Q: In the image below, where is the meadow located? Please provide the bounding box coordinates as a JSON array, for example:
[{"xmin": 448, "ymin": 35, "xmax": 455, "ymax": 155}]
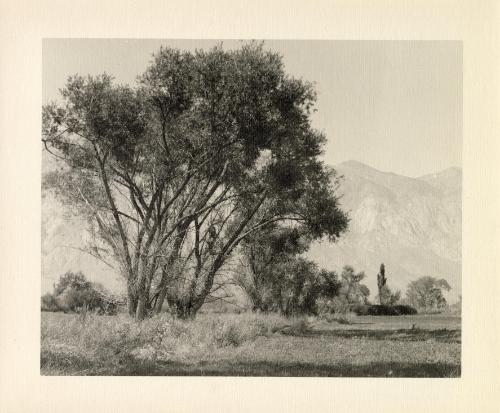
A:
[{"xmin": 41, "ymin": 311, "xmax": 461, "ymax": 377}]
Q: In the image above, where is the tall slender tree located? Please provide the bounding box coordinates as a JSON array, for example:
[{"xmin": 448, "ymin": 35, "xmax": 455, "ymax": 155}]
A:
[{"xmin": 377, "ymin": 263, "xmax": 387, "ymax": 304}]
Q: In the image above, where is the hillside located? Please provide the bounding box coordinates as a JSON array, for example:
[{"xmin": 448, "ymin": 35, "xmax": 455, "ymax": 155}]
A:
[{"xmin": 308, "ymin": 161, "xmax": 462, "ymax": 302}]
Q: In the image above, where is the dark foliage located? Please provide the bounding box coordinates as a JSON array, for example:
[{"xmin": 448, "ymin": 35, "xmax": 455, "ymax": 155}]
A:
[
  {"xmin": 41, "ymin": 293, "xmax": 60, "ymax": 312},
  {"xmin": 353, "ymin": 304, "xmax": 418, "ymax": 316},
  {"xmin": 42, "ymin": 271, "xmax": 119, "ymax": 315},
  {"xmin": 237, "ymin": 224, "xmax": 342, "ymax": 316}
]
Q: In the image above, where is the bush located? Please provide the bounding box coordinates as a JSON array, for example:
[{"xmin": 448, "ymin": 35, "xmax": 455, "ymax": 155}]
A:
[
  {"xmin": 41, "ymin": 293, "xmax": 60, "ymax": 312},
  {"xmin": 393, "ymin": 305, "xmax": 418, "ymax": 315},
  {"xmin": 57, "ymin": 286, "xmax": 102, "ymax": 313},
  {"xmin": 353, "ymin": 304, "xmax": 417, "ymax": 316},
  {"xmin": 42, "ymin": 271, "xmax": 121, "ymax": 315},
  {"xmin": 317, "ymin": 296, "xmax": 350, "ymax": 316}
]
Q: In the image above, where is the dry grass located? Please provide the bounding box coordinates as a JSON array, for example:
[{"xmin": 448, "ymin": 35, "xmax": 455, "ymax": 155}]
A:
[
  {"xmin": 41, "ymin": 311, "xmax": 307, "ymax": 374},
  {"xmin": 41, "ymin": 312, "xmax": 460, "ymax": 377}
]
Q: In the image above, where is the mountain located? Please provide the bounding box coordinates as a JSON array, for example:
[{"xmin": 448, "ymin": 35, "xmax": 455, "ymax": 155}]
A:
[{"xmin": 308, "ymin": 160, "xmax": 462, "ymax": 302}]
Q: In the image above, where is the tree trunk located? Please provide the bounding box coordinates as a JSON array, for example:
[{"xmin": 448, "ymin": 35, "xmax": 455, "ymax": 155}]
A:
[
  {"xmin": 174, "ymin": 299, "xmax": 198, "ymax": 319},
  {"xmin": 154, "ymin": 285, "xmax": 168, "ymax": 314},
  {"xmin": 135, "ymin": 294, "xmax": 147, "ymax": 320},
  {"xmin": 127, "ymin": 268, "xmax": 153, "ymax": 320},
  {"xmin": 127, "ymin": 292, "xmax": 138, "ymax": 316},
  {"xmin": 153, "ymin": 230, "xmax": 187, "ymax": 313}
]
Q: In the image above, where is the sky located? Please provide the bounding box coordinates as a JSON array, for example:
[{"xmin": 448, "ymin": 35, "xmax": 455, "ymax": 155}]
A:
[{"xmin": 43, "ymin": 39, "xmax": 462, "ymax": 177}]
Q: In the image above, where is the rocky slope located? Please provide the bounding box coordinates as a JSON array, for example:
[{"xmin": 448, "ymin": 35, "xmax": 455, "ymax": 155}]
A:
[{"xmin": 308, "ymin": 161, "xmax": 462, "ymax": 302}]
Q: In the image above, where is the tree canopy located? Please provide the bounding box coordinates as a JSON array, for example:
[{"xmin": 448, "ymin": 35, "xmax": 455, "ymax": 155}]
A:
[{"xmin": 405, "ymin": 276, "xmax": 451, "ymax": 312}]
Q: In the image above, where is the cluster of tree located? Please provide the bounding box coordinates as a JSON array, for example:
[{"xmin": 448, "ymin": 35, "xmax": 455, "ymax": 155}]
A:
[
  {"xmin": 405, "ymin": 276, "xmax": 452, "ymax": 313},
  {"xmin": 41, "ymin": 272, "xmax": 122, "ymax": 315},
  {"xmin": 372, "ymin": 265, "xmax": 453, "ymax": 314},
  {"xmin": 316, "ymin": 266, "xmax": 371, "ymax": 315},
  {"xmin": 236, "ymin": 231, "xmax": 455, "ymax": 317},
  {"xmin": 235, "ymin": 225, "xmax": 342, "ymax": 316},
  {"xmin": 42, "ymin": 42, "xmax": 349, "ymax": 319},
  {"xmin": 235, "ymin": 223, "xmax": 375, "ymax": 316}
]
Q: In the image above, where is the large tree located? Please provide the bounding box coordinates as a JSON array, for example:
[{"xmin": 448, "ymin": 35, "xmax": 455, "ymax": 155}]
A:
[{"xmin": 42, "ymin": 43, "xmax": 348, "ymax": 319}]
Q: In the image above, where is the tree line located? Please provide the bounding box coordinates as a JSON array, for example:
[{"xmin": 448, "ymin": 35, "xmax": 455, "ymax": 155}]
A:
[
  {"xmin": 42, "ymin": 265, "xmax": 453, "ymax": 316},
  {"xmin": 235, "ymin": 227, "xmax": 452, "ymax": 315}
]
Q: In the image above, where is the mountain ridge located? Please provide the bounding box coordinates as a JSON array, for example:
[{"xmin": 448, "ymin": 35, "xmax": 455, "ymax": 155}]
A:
[{"xmin": 308, "ymin": 160, "xmax": 461, "ymax": 302}]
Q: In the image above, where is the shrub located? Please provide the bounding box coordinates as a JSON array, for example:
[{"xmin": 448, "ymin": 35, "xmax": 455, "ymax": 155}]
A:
[
  {"xmin": 352, "ymin": 304, "xmax": 417, "ymax": 316},
  {"xmin": 393, "ymin": 305, "xmax": 418, "ymax": 315},
  {"xmin": 41, "ymin": 293, "xmax": 60, "ymax": 312},
  {"xmin": 43, "ymin": 271, "xmax": 121, "ymax": 315},
  {"xmin": 351, "ymin": 304, "xmax": 370, "ymax": 316},
  {"xmin": 57, "ymin": 286, "xmax": 102, "ymax": 313},
  {"xmin": 317, "ymin": 296, "xmax": 350, "ymax": 316}
]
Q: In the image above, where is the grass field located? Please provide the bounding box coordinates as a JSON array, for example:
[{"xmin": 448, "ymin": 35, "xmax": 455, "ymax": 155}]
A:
[{"xmin": 41, "ymin": 311, "xmax": 461, "ymax": 377}]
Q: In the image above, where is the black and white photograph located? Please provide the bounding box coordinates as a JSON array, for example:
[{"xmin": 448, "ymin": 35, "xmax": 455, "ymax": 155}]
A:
[
  {"xmin": 1, "ymin": 2, "xmax": 500, "ymax": 412},
  {"xmin": 41, "ymin": 39, "xmax": 462, "ymax": 377}
]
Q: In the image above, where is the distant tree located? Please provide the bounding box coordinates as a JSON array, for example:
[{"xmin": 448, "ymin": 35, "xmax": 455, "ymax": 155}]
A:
[
  {"xmin": 340, "ymin": 266, "xmax": 370, "ymax": 305},
  {"xmin": 405, "ymin": 276, "xmax": 451, "ymax": 312},
  {"xmin": 376, "ymin": 263, "xmax": 400, "ymax": 305},
  {"xmin": 320, "ymin": 266, "xmax": 370, "ymax": 314},
  {"xmin": 41, "ymin": 293, "xmax": 59, "ymax": 312},
  {"xmin": 376, "ymin": 263, "xmax": 387, "ymax": 304},
  {"xmin": 54, "ymin": 272, "xmax": 101, "ymax": 312},
  {"xmin": 379, "ymin": 287, "xmax": 401, "ymax": 306},
  {"xmin": 47, "ymin": 271, "xmax": 118, "ymax": 314},
  {"xmin": 53, "ymin": 271, "xmax": 91, "ymax": 296}
]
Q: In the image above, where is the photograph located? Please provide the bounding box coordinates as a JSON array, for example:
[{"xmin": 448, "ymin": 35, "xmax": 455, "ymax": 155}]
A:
[{"xmin": 40, "ymin": 39, "xmax": 462, "ymax": 377}]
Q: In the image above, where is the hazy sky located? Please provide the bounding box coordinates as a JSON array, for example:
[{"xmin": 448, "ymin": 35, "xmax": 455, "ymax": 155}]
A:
[{"xmin": 43, "ymin": 39, "xmax": 462, "ymax": 177}]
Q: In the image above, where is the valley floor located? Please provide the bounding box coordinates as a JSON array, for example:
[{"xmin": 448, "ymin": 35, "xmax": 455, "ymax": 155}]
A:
[{"xmin": 41, "ymin": 312, "xmax": 461, "ymax": 377}]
